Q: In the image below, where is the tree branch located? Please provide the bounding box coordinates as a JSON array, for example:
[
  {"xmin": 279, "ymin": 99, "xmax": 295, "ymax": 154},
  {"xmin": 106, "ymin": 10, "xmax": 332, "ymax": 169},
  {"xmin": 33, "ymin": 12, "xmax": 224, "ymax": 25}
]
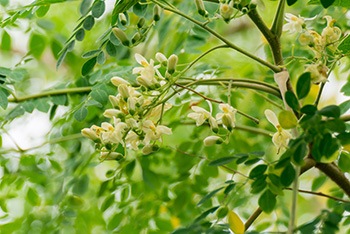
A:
[
  {"xmin": 315, "ymin": 162, "xmax": 350, "ymax": 198},
  {"xmin": 284, "ymin": 187, "xmax": 350, "ymax": 203},
  {"xmin": 8, "ymin": 87, "xmax": 92, "ymax": 103}
]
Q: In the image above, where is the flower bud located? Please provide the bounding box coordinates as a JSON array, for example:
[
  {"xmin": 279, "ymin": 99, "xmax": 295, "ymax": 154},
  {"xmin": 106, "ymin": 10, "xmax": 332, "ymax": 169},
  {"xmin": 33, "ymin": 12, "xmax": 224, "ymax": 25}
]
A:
[
  {"xmin": 127, "ymin": 97, "xmax": 137, "ymax": 115},
  {"xmin": 131, "ymin": 32, "xmax": 141, "ymax": 44},
  {"xmin": 203, "ymin": 136, "xmax": 223, "ymax": 146},
  {"xmin": 156, "ymin": 52, "xmax": 168, "ymax": 66},
  {"xmin": 195, "ymin": 0, "xmax": 208, "ymax": 17},
  {"xmin": 118, "ymin": 84, "xmax": 130, "ymax": 99},
  {"xmin": 153, "ymin": 5, "xmax": 161, "ymax": 21},
  {"xmin": 100, "ymin": 151, "xmax": 124, "ymax": 161},
  {"xmin": 167, "ymin": 54, "xmax": 178, "ymax": 74},
  {"xmin": 109, "ymin": 95, "xmax": 119, "ymax": 107},
  {"xmin": 112, "ymin": 28, "xmax": 130, "ymax": 46},
  {"xmin": 111, "ymin": 76, "xmax": 130, "ymax": 86},
  {"xmin": 118, "ymin": 13, "xmax": 127, "ymax": 26},
  {"xmin": 142, "ymin": 144, "xmax": 159, "ymax": 155},
  {"xmin": 137, "ymin": 17, "xmax": 145, "ymax": 28},
  {"xmin": 81, "ymin": 128, "xmax": 99, "ymax": 141},
  {"xmin": 103, "ymin": 109, "xmax": 124, "ymax": 119},
  {"xmin": 222, "ymin": 114, "xmax": 234, "ymax": 131}
]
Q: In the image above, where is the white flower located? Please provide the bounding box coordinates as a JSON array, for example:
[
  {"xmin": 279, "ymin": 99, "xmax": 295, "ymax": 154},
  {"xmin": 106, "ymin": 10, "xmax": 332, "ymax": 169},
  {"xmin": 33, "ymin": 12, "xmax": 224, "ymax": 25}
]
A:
[
  {"xmin": 147, "ymin": 103, "xmax": 172, "ymax": 121},
  {"xmin": 216, "ymin": 103, "xmax": 236, "ymax": 131},
  {"xmin": 142, "ymin": 120, "xmax": 172, "ymax": 144},
  {"xmin": 203, "ymin": 136, "xmax": 223, "ymax": 146},
  {"xmin": 265, "ymin": 109, "xmax": 293, "ymax": 153},
  {"xmin": 125, "ymin": 131, "xmax": 140, "ymax": 150},
  {"xmin": 100, "ymin": 118, "xmax": 128, "ymax": 144},
  {"xmin": 283, "ymin": 13, "xmax": 305, "ymax": 33},
  {"xmin": 132, "ymin": 53, "xmax": 160, "ymax": 89},
  {"xmin": 220, "ymin": 2, "xmax": 234, "ymax": 22},
  {"xmin": 187, "ymin": 106, "xmax": 212, "ymax": 126}
]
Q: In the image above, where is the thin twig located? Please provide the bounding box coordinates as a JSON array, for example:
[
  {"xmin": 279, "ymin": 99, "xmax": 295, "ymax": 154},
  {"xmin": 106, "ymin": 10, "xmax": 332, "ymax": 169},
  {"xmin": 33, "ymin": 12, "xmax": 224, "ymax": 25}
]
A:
[{"xmin": 284, "ymin": 188, "xmax": 350, "ymax": 203}]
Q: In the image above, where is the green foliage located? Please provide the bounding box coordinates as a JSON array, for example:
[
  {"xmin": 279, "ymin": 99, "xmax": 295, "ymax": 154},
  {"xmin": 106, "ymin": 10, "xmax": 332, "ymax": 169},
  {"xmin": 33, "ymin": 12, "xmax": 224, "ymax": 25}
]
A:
[{"xmin": 0, "ymin": 0, "xmax": 350, "ymax": 233}]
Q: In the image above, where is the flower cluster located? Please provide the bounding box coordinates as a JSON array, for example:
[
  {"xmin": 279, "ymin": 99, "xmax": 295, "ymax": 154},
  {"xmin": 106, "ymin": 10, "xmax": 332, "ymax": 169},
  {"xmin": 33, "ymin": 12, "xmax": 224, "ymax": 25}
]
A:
[
  {"xmin": 82, "ymin": 53, "xmax": 178, "ymax": 159},
  {"xmin": 283, "ymin": 14, "xmax": 342, "ymax": 83},
  {"xmin": 187, "ymin": 103, "xmax": 237, "ymax": 146}
]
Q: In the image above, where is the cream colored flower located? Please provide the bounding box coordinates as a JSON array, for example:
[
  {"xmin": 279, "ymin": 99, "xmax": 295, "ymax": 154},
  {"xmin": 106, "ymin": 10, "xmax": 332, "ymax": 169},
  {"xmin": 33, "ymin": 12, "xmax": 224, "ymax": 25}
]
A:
[
  {"xmin": 100, "ymin": 118, "xmax": 128, "ymax": 144},
  {"xmin": 220, "ymin": 2, "xmax": 234, "ymax": 22},
  {"xmin": 216, "ymin": 103, "xmax": 236, "ymax": 131},
  {"xmin": 142, "ymin": 120, "xmax": 172, "ymax": 144},
  {"xmin": 305, "ymin": 63, "xmax": 328, "ymax": 84},
  {"xmin": 187, "ymin": 106, "xmax": 212, "ymax": 126},
  {"xmin": 283, "ymin": 13, "xmax": 305, "ymax": 33},
  {"xmin": 321, "ymin": 16, "xmax": 341, "ymax": 45},
  {"xmin": 132, "ymin": 53, "xmax": 160, "ymax": 89},
  {"xmin": 265, "ymin": 109, "xmax": 292, "ymax": 153},
  {"xmin": 125, "ymin": 130, "xmax": 140, "ymax": 150}
]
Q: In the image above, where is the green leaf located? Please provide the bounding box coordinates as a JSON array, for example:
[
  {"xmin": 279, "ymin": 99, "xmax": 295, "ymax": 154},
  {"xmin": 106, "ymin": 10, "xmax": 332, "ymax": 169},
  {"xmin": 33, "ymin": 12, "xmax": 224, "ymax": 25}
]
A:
[
  {"xmin": 74, "ymin": 106, "xmax": 88, "ymax": 121},
  {"xmin": 285, "ymin": 91, "xmax": 300, "ymax": 111},
  {"xmin": 90, "ymin": 89, "xmax": 108, "ymax": 105},
  {"xmin": 1, "ymin": 30, "xmax": 11, "ymax": 51},
  {"xmin": 311, "ymin": 175, "xmax": 327, "ymax": 191},
  {"xmin": 92, "ymin": 0, "xmax": 105, "ymax": 18},
  {"xmin": 97, "ymin": 51, "xmax": 106, "ymax": 64},
  {"xmin": 320, "ymin": 0, "xmax": 335, "ymax": 8},
  {"xmin": 209, "ymin": 156, "xmax": 235, "ymax": 166},
  {"xmin": 318, "ymin": 105, "xmax": 340, "ymax": 118},
  {"xmin": 56, "ymin": 47, "xmax": 68, "ymax": 69},
  {"xmin": 339, "ymin": 100, "xmax": 350, "ymax": 114},
  {"xmin": 6, "ymin": 105, "xmax": 25, "ymax": 120},
  {"xmin": 72, "ymin": 175, "xmax": 89, "ymax": 195},
  {"xmin": 27, "ymin": 187, "xmax": 40, "ymax": 206},
  {"xmin": 341, "ymin": 81, "xmax": 350, "ymax": 96},
  {"xmin": 293, "ymin": 141, "xmax": 308, "ymax": 165},
  {"xmin": 325, "ymin": 119, "xmax": 346, "ymax": 133},
  {"xmin": 83, "ymin": 15, "xmax": 95, "ymax": 30},
  {"xmin": 338, "ymin": 151, "xmax": 350, "ymax": 172},
  {"xmin": 36, "ymin": 5, "xmax": 50, "ymax": 17},
  {"xmin": 280, "ymin": 163, "xmax": 295, "ymax": 186},
  {"xmin": 197, "ymin": 187, "xmax": 224, "ymax": 206},
  {"xmin": 81, "ymin": 57, "xmax": 97, "ymax": 76},
  {"xmin": 249, "ymin": 164, "xmax": 267, "ymax": 179},
  {"xmin": 51, "ymin": 95, "xmax": 67, "ymax": 106},
  {"xmin": 194, "ymin": 206, "xmax": 220, "ymax": 223},
  {"xmin": 296, "ymin": 72, "xmax": 311, "ymax": 99},
  {"xmin": 101, "ymin": 194, "xmax": 115, "ymax": 212},
  {"xmin": 106, "ymin": 41, "xmax": 117, "ymax": 57},
  {"xmin": 338, "ymin": 35, "xmax": 350, "ymax": 55},
  {"xmin": 75, "ymin": 28, "xmax": 85, "ymax": 41},
  {"xmin": 29, "ymin": 33, "xmax": 46, "ymax": 58},
  {"xmin": 34, "ymin": 98, "xmax": 51, "ymax": 113},
  {"xmin": 133, "ymin": 2, "xmax": 148, "ymax": 16},
  {"xmin": 287, "ymin": 0, "xmax": 298, "ymax": 6},
  {"xmin": 82, "ymin": 49, "xmax": 100, "ymax": 58},
  {"xmin": 0, "ymin": 88, "xmax": 8, "ymax": 109},
  {"xmin": 278, "ymin": 110, "xmax": 298, "ymax": 129},
  {"xmin": 108, "ymin": 213, "xmax": 123, "ymax": 230},
  {"xmin": 258, "ymin": 189, "xmax": 276, "ymax": 213},
  {"xmin": 80, "ymin": 0, "xmax": 93, "ymax": 15},
  {"xmin": 251, "ymin": 175, "xmax": 267, "ymax": 194}
]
